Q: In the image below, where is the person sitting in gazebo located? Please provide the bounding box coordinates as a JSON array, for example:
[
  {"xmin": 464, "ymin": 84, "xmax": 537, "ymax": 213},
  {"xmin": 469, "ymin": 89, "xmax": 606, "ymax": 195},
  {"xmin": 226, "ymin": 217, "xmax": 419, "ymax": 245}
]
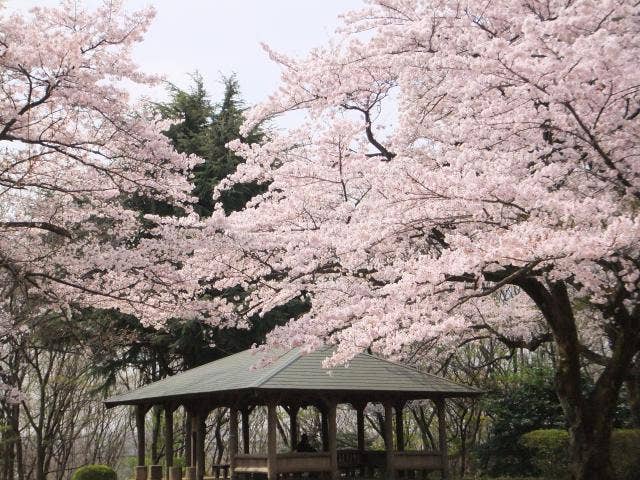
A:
[{"xmin": 297, "ymin": 433, "xmax": 316, "ymax": 452}]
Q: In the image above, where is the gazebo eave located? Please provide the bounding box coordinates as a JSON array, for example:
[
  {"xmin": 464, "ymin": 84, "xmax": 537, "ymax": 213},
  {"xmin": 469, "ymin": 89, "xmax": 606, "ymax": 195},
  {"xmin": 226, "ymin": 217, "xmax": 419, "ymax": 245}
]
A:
[{"xmin": 104, "ymin": 385, "xmax": 482, "ymax": 409}]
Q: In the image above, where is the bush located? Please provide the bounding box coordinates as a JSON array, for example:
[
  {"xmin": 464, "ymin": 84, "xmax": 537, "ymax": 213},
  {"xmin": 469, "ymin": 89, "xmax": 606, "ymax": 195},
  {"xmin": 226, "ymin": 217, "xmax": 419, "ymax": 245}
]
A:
[
  {"xmin": 520, "ymin": 429, "xmax": 570, "ymax": 479},
  {"xmin": 610, "ymin": 430, "xmax": 640, "ymax": 480},
  {"xmin": 521, "ymin": 429, "xmax": 640, "ymax": 480},
  {"xmin": 71, "ymin": 465, "xmax": 117, "ymax": 480},
  {"xmin": 475, "ymin": 367, "xmax": 565, "ymax": 477}
]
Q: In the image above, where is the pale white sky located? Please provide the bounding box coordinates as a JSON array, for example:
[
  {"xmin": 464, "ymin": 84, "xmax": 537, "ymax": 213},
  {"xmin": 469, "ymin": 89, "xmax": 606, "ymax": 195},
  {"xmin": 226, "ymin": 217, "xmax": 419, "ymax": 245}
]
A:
[{"xmin": 7, "ymin": 0, "xmax": 363, "ymax": 106}]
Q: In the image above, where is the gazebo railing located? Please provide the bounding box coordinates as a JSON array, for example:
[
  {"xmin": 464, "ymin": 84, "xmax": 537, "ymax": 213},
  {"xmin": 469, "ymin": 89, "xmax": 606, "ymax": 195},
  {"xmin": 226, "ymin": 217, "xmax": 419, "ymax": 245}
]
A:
[
  {"xmin": 394, "ymin": 451, "xmax": 442, "ymax": 470},
  {"xmin": 135, "ymin": 449, "xmax": 444, "ymax": 480},
  {"xmin": 234, "ymin": 454, "xmax": 268, "ymax": 473},
  {"xmin": 276, "ymin": 452, "xmax": 331, "ymax": 473},
  {"xmin": 234, "ymin": 452, "xmax": 332, "ymax": 475},
  {"xmin": 233, "ymin": 449, "xmax": 442, "ymax": 475}
]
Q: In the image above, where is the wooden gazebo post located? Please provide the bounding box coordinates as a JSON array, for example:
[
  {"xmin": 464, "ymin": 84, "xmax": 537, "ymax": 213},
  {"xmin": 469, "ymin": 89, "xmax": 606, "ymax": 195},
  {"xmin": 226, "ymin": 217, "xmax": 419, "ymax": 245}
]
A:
[
  {"xmin": 229, "ymin": 407, "xmax": 239, "ymax": 480},
  {"xmin": 327, "ymin": 400, "xmax": 338, "ymax": 480},
  {"xmin": 196, "ymin": 412, "xmax": 206, "ymax": 480},
  {"xmin": 185, "ymin": 410, "xmax": 192, "ymax": 469},
  {"xmin": 395, "ymin": 402, "xmax": 405, "ymax": 451},
  {"xmin": 288, "ymin": 405, "xmax": 299, "ymax": 451},
  {"xmin": 383, "ymin": 402, "xmax": 395, "ymax": 480},
  {"xmin": 164, "ymin": 404, "xmax": 176, "ymax": 480},
  {"xmin": 435, "ymin": 398, "xmax": 449, "ymax": 480},
  {"xmin": 186, "ymin": 408, "xmax": 206, "ymax": 480},
  {"xmin": 320, "ymin": 406, "xmax": 329, "ymax": 451},
  {"xmin": 241, "ymin": 407, "xmax": 251, "ymax": 454},
  {"xmin": 267, "ymin": 401, "xmax": 278, "ymax": 480},
  {"xmin": 355, "ymin": 403, "xmax": 366, "ymax": 451},
  {"xmin": 135, "ymin": 404, "xmax": 149, "ymax": 480},
  {"xmin": 183, "ymin": 412, "xmax": 196, "ymax": 480},
  {"xmin": 354, "ymin": 401, "xmax": 367, "ymax": 476}
]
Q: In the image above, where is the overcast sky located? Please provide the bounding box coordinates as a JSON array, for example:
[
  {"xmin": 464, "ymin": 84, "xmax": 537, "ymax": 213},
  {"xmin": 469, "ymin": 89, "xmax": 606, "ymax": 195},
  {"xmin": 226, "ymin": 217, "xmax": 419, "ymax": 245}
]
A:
[{"xmin": 7, "ymin": 0, "xmax": 363, "ymax": 106}]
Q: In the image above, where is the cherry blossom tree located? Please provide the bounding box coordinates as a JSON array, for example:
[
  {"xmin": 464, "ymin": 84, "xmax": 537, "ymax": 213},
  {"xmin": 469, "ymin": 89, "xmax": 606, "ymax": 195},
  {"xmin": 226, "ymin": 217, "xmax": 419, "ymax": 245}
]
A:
[
  {"xmin": 215, "ymin": 1, "xmax": 640, "ymax": 478},
  {"xmin": 0, "ymin": 1, "xmax": 223, "ymax": 325}
]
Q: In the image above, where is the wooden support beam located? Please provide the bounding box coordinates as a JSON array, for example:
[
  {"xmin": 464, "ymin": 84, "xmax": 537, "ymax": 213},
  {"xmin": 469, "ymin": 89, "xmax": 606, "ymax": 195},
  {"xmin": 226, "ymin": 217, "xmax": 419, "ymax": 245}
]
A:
[
  {"xmin": 229, "ymin": 407, "xmax": 238, "ymax": 480},
  {"xmin": 435, "ymin": 398, "xmax": 449, "ymax": 480},
  {"xmin": 164, "ymin": 405, "xmax": 175, "ymax": 479},
  {"xmin": 190, "ymin": 414, "xmax": 198, "ymax": 467},
  {"xmin": 289, "ymin": 405, "xmax": 299, "ymax": 451},
  {"xmin": 189, "ymin": 410, "xmax": 206, "ymax": 480},
  {"xmin": 395, "ymin": 403, "xmax": 405, "ymax": 451},
  {"xmin": 320, "ymin": 406, "xmax": 329, "ymax": 452},
  {"xmin": 327, "ymin": 401, "xmax": 338, "ymax": 480},
  {"xmin": 356, "ymin": 404, "xmax": 366, "ymax": 452},
  {"xmin": 241, "ymin": 407, "xmax": 250, "ymax": 454},
  {"xmin": 267, "ymin": 402, "xmax": 278, "ymax": 480},
  {"xmin": 196, "ymin": 413, "xmax": 206, "ymax": 480},
  {"xmin": 383, "ymin": 402, "xmax": 395, "ymax": 480},
  {"xmin": 185, "ymin": 411, "xmax": 193, "ymax": 467},
  {"xmin": 135, "ymin": 404, "xmax": 147, "ymax": 467},
  {"xmin": 354, "ymin": 401, "xmax": 367, "ymax": 477}
]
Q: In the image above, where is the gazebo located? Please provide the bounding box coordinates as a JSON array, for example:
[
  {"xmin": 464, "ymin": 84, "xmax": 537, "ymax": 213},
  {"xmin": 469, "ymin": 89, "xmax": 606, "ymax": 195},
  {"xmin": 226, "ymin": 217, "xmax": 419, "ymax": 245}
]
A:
[{"xmin": 105, "ymin": 347, "xmax": 480, "ymax": 480}]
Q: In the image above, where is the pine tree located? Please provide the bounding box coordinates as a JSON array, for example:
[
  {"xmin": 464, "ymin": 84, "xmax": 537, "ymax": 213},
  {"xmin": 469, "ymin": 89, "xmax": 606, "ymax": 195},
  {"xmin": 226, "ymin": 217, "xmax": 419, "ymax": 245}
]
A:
[{"xmin": 156, "ymin": 73, "xmax": 265, "ymax": 216}]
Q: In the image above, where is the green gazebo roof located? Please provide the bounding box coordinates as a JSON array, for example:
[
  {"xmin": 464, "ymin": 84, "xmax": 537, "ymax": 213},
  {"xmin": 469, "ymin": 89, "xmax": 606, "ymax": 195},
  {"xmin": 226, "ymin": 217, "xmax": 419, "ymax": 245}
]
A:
[{"xmin": 105, "ymin": 347, "xmax": 480, "ymax": 407}]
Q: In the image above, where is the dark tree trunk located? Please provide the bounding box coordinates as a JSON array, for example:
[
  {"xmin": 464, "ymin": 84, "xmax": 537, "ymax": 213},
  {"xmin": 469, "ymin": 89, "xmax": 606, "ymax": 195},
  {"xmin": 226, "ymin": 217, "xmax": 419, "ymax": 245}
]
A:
[{"xmin": 516, "ymin": 278, "xmax": 640, "ymax": 480}]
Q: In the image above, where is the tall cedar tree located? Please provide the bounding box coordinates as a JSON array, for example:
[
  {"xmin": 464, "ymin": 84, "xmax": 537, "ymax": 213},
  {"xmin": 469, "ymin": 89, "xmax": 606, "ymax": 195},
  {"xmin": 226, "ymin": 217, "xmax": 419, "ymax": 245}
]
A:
[
  {"xmin": 87, "ymin": 75, "xmax": 304, "ymax": 388},
  {"xmin": 157, "ymin": 74, "xmax": 266, "ymax": 216}
]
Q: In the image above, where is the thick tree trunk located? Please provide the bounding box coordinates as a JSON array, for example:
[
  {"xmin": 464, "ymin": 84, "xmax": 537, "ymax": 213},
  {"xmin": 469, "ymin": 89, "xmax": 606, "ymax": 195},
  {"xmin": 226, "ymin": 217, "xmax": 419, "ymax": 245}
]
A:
[
  {"xmin": 516, "ymin": 278, "xmax": 640, "ymax": 480},
  {"xmin": 568, "ymin": 422, "xmax": 614, "ymax": 480},
  {"xmin": 564, "ymin": 330, "xmax": 638, "ymax": 480}
]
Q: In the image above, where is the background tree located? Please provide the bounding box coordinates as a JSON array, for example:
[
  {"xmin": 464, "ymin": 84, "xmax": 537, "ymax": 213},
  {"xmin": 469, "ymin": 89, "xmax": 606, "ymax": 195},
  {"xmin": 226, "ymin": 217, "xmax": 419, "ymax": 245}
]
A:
[{"xmin": 156, "ymin": 73, "xmax": 266, "ymax": 216}]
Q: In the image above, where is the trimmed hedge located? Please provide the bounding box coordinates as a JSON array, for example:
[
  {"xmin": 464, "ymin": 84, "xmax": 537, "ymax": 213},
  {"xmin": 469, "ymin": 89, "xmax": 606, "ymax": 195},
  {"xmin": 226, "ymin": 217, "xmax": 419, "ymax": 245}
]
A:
[
  {"xmin": 521, "ymin": 429, "xmax": 640, "ymax": 480},
  {"xmin": 71, "ymin": 465, "xmax": 117, "ymax": 480}
]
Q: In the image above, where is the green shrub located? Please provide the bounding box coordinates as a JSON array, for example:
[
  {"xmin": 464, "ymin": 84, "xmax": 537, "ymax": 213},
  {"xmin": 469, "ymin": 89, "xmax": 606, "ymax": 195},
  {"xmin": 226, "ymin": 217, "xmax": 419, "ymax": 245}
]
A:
[
  {"xmin": 475, "ymin": 367, "xmax": 565, "ymax": 477},
  {"xmin": 521, "ymin": 429, "xmax": 640, "ymax": 480},
  {"xmin": 610, "ymin": 430, "xmax": 640, "ymax": 480},
  {"xmin": 520, "ymin": 429, "xmax": 570, "ymax": 479},
  {"xmin": 71, "ymin": 465, "xmax": 117, "ymax": 480}
]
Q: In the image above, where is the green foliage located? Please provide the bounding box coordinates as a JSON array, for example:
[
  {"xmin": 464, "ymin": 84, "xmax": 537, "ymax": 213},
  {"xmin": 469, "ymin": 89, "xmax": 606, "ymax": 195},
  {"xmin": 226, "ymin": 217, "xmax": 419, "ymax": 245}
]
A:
[
  {"xmin": 521, "ymin": 429, "xmax": 640, "ymax": 480},
  {"xmin": 71, "ymin": 465, "xmax": 116, "ymax": 480},
  {"xmin": 87, "ymin": 73, "xmax": 284, "ymax": 389},
  {"xmin": 86, "ymin": 295, "xmax": 309, "ymax": 387},
  {"xmin": 520, "ymin": 429, "xmax": 570, "ymax": 479},
  {"xmin": 156, "ymin": 72, "xmax": 265, "ymax": 216},
  {"xmin": 476, "ymin": 366, "xmax": 565, "ymax": 477},
  {"xmin": 611, "ymin": 430, "xmax": 640, "ymax": 480}
]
